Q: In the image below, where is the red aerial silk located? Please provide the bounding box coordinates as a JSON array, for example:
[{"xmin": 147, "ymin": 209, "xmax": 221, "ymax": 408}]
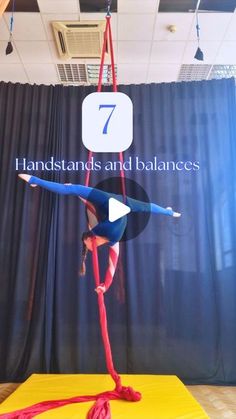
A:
[{"xmin": 0, "ymin": 14, "xmax": 141, "ymax": 419}]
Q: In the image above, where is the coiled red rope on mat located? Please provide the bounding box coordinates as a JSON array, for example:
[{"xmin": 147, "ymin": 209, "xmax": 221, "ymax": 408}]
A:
[{"xmin": 0, "ymin": 14, "xmax": 141, "ymax": 419}]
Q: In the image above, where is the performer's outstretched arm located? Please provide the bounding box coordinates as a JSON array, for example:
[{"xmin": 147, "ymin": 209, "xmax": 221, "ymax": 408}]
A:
[
  {"xmin": 126, "ymin": 196, "xmax": 181, "ymax": 217},
  {"xmin": 18, "ymin": 174, "xmax": 110, "ymax": 205}
]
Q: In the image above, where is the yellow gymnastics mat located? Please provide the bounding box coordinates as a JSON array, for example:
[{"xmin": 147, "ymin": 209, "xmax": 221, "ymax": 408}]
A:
[{"xmin": 0, "ymin": 374, "xmax": 209, "ymax": 418}]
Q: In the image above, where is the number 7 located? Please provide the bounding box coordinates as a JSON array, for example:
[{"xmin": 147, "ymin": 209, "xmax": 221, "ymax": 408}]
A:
[{"xmin": 99, "ymin": 104, "xmax": 116, "ymax": 134}]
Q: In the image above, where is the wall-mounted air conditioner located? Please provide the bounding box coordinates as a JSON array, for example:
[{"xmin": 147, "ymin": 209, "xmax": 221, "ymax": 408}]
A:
[{"xmin": 52, "ymin": 21, "xmax": 107, "ymax": 59}]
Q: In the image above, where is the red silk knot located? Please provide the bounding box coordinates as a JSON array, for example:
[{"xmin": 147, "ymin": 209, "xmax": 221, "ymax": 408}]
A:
[
  {"xmin": 87, "ymin": 388, "xmax": 141, "ymax": 419},
  {"xmin": 116, "ymin": 386, "xmax": 141, "ymax": 402}
]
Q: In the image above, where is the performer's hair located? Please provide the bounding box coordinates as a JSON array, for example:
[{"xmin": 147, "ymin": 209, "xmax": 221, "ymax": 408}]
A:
[{"xmin": 79, "ymin": 232, "xmax": 92, "ymax": 276}]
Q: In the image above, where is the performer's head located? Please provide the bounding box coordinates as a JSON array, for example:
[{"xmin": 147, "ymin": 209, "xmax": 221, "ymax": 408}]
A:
[
  {"xmin": 79, "ymin": 231, "xmax": 109, "ymax": 276},
  {"xmin": 79, "ymin": 232, "xmax": 92, "ymax": 276}
]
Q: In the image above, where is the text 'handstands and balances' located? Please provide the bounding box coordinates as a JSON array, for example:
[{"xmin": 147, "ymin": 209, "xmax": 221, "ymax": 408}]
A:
[{"xmin": 15, "ymin": 156, "xmax": 200, "ymax": 172}]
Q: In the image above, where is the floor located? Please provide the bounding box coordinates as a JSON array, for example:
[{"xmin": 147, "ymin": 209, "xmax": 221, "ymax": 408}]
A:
[
  {"xmin": 187, "ymin": 385, "xmax": 236, "ymax": 419},
  {"xmin": 0, "ymin": 382, "xmax": 236, "ymax": 418}
]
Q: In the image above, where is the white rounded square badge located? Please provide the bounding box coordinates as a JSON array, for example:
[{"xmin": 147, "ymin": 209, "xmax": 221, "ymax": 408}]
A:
[{"xmin": 82, "ymin": 92, "xmax": 133, "ymax": 153}]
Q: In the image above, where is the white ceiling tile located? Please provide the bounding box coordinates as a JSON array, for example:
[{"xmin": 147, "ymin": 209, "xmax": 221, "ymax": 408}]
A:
[
  {"xmin": 80, "ymin": 13, "xmax": 117, "ymax": 40},
  {"xmin": 215, "ymin": 41, "xmax": 236, "ymax": 64},
  {"xmin": 0, "ymin": 41, "xmax": 21, "ymax": 63},
  {"xmin": 0, "ymin": 64, "xmax": 28, "ymax": 83},
  {"xmin": 224, "ymin": 14, "xmax": 236, "ymax": 40},
  {"xmin": 147, "ymin": 64, "xmax": 180, "ymax": 82},
  {"xmin": 4, "ymin": 13, "xmax": 47, "ymax": 41},
  {"xmin": 118, "ymin": 14, "xmax": 155, "ymax": 41},
  {"xmin": 118, "ymin": 0, "xmax": 158, "ymax": 14},
  {"xmin": 0, "ymin": 15, "xmax": 10, "ymax": 40},
  {"xmin": 117, "ymin": 63, "xmax": 148, "ymax": 84},
  {"xmin": 189, "ymin": 13, "xmax": 232, "ymax": 41},
  {"xmin": 150, "ymin": 41, "xmax": 186, "ymax": 63},
  {"xmin": 118, "ymin": 41, "xmax": 151, "ymax": 63},
  {"xmin": 183, "ymin": 41, "xmax": 220, "ymax": 64},
  {"xmin": 41, "ymin": 13, "xmax": 78, "ymax": 40},
  {"xmin": 15, "ymin": 41, "xmax": 53, "ymax": 63},
  {"xmin": 25, "ymin": 63, "xmax": 59, "ymax": 84},
  {"xmin": 154, "ymin": 13, "xmax": 194, "ymax": 41},
  {"xmin": 37, "ymin": 0, "xmax": 79, "ymax": 14}
]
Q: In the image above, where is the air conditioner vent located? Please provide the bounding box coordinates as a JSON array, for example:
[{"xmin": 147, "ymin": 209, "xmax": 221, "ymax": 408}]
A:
[
  {"xmin": 209, "ymin": 65, "xmax": 236, "ymax": 80},
  {"xmin": 58, "ymin": 32, "xmax": 66, "ymax": 54},
  {"xmin": 66, "ymin": 24, "xmax": 99, "ymax": 28},
  {"xmin": 52, "ymin": 21, "xmax": 107, "ymax": 59},
  {"xmin": 87, "ymin": 64, "xmax": 117, "ymax": 85},
  {"xmin": 57, "ymin": 64, "xmax": 88, "ymax": 84},
  {"xmin": 56, "ymin": 64, "xmax": 117, "ymax": 85},
  {"xmin": 66, "ymin": 32, "xmax": 100, "ymax": 57},
  {"xmin": 178, "ymin": 64, "xmax": 236, "ymax": 82},
  {"xmin": 178, "ymin": 64, "xmax": 211, "ymax": 82}
]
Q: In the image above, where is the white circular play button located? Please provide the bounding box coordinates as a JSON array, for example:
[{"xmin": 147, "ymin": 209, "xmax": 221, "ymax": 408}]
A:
[
  {"xmin": 87, "ymin": 177, "xmax": 151, "ymax": 242},
  {"xmin": 108, "ymin": 197, "xmax": 131, "ymax": 222}
]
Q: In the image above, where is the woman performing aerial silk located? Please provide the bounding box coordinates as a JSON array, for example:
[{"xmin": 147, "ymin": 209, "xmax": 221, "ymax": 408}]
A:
[
  {"xmin": 1, "ymin": 8, "xmax": 182, "ymax": 419},
  {"xmin": 19, "ymin": 174, "xmax": 180, "ymax": 293}
]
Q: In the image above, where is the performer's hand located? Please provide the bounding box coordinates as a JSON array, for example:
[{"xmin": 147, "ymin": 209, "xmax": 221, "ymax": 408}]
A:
[
  {"xmin": 95, "ymin": 284, "xmax": 106, "ymax": 294},
  {"xmin": 18, "ymin": 174, "xmax": 37, "ymax": 187}
]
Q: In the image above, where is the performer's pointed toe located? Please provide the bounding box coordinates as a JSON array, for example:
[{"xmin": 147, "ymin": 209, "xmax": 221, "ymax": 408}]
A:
[
  {"xmin": 18, "ymin": 174, "xmax": 37, "ymax": 187},
  {"xmin": 18, "ymin": 174, "xmax": 31, "ymax": 183}
]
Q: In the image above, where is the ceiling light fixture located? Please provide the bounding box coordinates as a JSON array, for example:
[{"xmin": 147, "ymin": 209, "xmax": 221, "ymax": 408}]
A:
[
  {"xmin": 168, "ymin": 25, "xmax": 177, "ymax": 33},
  {"xmin": 194, "ymin": 0, "xmax": 204, "ymax": 61}
]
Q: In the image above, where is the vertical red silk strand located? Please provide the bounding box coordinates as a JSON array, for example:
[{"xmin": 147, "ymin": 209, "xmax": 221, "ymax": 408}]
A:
[
  {"xmin": 86, "ymin": 14, "xmax": 141, "ymax": 418},
  {"xmin": 85, "ymin": 16, "xmax": 109, "ymax": 188},
  {"xmin": 0, "ymin": 14, "xmax": 141, "ymax": 419},
  {"xmin": 86, "ymin": 15, "xmax": 126, "ymax": 390}
]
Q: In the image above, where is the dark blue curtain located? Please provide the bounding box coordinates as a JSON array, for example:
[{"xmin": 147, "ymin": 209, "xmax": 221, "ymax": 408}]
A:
[{"xmin": 0, "ymin": 78, "xmax": 236, "ymax": 384}]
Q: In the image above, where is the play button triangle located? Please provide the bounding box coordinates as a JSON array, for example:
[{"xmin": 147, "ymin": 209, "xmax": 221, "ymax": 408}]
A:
[{"xmin": 108, "ymin": 197, "xmax": 131, "ymax": 222}]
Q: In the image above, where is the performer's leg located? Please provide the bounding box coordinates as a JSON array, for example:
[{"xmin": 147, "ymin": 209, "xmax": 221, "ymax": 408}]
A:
[
  {"xmin": 18, "ymin": 174, "xmax": 110, "ymax": 205},
  {"xmin": 126, "ymin": 196, "xmax": 181, "ymax": 217},
  {"xmin": 151, "ymin": 204, "xmax": 181, "ymax": 217}
]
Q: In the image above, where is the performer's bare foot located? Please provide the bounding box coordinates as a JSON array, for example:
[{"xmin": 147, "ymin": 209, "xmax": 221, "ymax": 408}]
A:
[
  {"xmin": 18, "ymin": 174, "xmax": 37, "ymax": 187},
  {"xmin": 166, "ymin": 207, "xmax": 181, "ymax": 218}
]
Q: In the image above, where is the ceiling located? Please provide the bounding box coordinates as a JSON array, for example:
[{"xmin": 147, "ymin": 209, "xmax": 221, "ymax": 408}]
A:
[{"xmin": 1, "ymin": 0, "xmax": 236, "ymax": 85}]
